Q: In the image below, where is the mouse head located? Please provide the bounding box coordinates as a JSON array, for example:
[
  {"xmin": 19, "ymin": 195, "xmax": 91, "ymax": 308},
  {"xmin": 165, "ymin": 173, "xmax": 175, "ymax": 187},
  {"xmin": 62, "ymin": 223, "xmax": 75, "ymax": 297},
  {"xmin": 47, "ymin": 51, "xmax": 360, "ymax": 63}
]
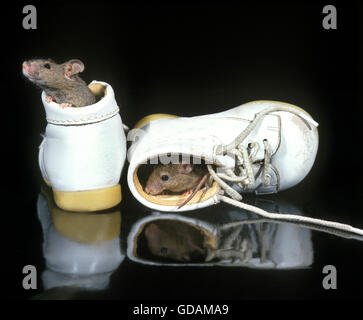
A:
[
  {"xmin": 144, "ymin": 221, "xmax": 206, "ymax": 262},
  {"xmin": 22, "ymin": 58, "xmax": 85, "ymax": 88},
  {"xmin": 145, "ymin": 163, "xmax": 194, "ymax": 195}
]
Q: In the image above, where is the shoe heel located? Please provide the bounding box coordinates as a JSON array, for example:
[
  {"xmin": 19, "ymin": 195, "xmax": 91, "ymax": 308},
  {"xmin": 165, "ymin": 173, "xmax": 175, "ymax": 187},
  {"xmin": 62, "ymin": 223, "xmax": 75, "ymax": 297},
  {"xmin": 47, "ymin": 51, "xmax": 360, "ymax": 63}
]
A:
[{"xmin": 52, "ymin": 184, "xmax": 122, "ymax": 212}]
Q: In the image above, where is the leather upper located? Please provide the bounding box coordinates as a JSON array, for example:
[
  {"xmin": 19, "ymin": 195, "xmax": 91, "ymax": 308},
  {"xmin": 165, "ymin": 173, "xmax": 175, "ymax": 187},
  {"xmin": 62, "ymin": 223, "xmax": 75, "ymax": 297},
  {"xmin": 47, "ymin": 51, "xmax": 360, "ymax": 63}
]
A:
[{"xmin": 39, "ymin": 81, "xmax": 127, "ymax": 192}]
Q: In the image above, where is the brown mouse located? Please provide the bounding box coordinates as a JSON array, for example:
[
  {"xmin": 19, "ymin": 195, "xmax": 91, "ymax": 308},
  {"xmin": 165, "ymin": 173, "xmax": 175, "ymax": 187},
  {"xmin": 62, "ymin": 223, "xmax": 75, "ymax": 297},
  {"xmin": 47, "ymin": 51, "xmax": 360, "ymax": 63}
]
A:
[
  {"xmin": 22, "ymin": 58, "xmax": 96, "ymax": 108},
  {"xmin": 145, "ymin": 163, "xmax": 210, "ymax": 208},
  {"xmin": 144, "ymin": 221, "xmax": 207, "ymax": 262}
]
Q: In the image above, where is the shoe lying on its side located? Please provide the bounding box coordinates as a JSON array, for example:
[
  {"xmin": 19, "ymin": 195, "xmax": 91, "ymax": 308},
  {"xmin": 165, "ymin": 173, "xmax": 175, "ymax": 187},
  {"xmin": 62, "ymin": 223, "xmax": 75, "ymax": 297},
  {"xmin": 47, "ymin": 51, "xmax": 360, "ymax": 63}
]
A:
[{"xmin": 127, "ymin": 100, "xmax": 319, "ymax": 212}]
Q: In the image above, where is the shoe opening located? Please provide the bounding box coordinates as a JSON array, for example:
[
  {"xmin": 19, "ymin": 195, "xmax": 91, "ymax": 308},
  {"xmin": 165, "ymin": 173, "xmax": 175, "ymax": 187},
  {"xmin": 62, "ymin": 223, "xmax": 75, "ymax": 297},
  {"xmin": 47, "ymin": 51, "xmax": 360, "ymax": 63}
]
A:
[
  {"xmin": 133, "ymin": 155, "xmax": 220, "ymax": 207},
  {"xmin": 132, "ymin": 218, "xmax": 217, "ymax": 264},
  {"xmin": 88, "ymin": 82, "xmax": 107, "ymax": 103}
]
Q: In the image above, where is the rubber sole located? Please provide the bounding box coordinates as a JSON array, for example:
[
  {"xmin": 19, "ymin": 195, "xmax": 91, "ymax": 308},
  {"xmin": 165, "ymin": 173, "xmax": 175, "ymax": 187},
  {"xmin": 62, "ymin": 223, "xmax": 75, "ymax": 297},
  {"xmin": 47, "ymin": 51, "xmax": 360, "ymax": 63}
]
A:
[
  {"xmin": 133, "ymin": 113, "xmax": 179, "ymax": 129},
  {"xmin": 52, "ymin": 184, "xmax": 122, "ymax": 212}
]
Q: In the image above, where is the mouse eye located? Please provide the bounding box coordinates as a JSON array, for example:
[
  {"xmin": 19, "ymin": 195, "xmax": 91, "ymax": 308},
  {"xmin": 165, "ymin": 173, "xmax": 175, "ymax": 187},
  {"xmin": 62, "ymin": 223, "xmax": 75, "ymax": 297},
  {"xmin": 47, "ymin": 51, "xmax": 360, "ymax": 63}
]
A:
[
  {"xmin": 161, "ymin": 175, "xmax": 169, "ymax": 182},
  {"xmin": 43, "ymin": 63, "xmax": 51, "ymax": 69}
]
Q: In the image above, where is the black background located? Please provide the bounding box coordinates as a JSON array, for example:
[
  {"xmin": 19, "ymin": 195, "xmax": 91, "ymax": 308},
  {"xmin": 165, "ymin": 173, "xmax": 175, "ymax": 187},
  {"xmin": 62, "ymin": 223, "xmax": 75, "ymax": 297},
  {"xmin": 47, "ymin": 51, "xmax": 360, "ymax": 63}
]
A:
[{"xmin": 4, "ymin": 0, "xmax": 362, "ymax": 302}]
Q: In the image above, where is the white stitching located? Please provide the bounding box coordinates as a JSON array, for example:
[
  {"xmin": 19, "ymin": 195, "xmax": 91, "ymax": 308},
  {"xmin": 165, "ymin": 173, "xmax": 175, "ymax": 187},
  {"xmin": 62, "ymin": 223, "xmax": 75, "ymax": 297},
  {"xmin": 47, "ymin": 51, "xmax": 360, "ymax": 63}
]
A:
[{"xmin": 46, "ymin": 108, "xmax": 119, "ymax": 125}]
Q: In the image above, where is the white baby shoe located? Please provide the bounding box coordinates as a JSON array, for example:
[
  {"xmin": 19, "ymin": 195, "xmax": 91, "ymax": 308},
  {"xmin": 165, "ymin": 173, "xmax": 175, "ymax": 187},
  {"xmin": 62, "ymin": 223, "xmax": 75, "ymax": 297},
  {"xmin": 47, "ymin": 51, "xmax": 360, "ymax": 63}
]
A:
[
  {"xmin": 127, "ymin": 101, "xmax": 319, "ymax": 212},
  {"xmin": 39, "ymin": 81, "xmax": 127, "ymax": 212}
]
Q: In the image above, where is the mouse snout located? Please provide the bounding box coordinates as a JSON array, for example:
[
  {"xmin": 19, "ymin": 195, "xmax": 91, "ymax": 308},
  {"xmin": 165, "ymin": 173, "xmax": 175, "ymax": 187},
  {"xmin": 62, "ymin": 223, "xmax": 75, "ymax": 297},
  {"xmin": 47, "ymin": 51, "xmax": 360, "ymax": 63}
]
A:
[
  {"xmin": 145, "ymin": 185, "xmax": 153, "ymax": 194},
  {"xmin": 22, "ymin": 61, "xmax": 38, "ymax": 78},
  {"xmin": 145, "ymin": 184, "xmax": 161, "ymax": 195},
  {"xmin": 22, "ymin": 61, "xmax": 30, "ymax": 73}
]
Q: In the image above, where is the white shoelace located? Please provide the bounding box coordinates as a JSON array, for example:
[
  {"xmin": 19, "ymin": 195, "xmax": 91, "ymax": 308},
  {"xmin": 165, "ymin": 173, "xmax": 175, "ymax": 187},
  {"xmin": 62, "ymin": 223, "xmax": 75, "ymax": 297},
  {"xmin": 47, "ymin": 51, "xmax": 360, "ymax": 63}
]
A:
[{"xmin": 208, "ymin": 106, "xmax": 363, "ymax": 238}]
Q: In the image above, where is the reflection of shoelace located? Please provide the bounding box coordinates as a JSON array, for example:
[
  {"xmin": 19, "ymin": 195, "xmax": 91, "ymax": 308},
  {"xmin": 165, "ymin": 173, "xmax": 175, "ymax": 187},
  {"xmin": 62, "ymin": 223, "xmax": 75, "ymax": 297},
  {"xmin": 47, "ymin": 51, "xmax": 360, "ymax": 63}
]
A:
[
  {"xmin": 205, "ymin": 220, "xmax": 277, "ymax": 265},
  {"xmin": 206, "ymin": 223, "xmax": 253, "ymax": 263},
  {"xmin": 208, "ymin": 106, "xmax": 363, "ymax": 237}
]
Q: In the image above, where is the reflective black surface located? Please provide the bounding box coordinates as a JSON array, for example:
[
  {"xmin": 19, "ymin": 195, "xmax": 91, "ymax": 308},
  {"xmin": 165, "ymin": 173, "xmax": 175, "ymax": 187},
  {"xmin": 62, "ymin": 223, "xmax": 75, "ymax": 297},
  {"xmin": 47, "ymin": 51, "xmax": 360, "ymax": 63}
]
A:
[
  {"xmin": 5, "ymin": 1, "xmax": 363, "ymax": 301},
  {"xmin": 7, "ymin": 181, "xmax": 362, "ymax": 300}
]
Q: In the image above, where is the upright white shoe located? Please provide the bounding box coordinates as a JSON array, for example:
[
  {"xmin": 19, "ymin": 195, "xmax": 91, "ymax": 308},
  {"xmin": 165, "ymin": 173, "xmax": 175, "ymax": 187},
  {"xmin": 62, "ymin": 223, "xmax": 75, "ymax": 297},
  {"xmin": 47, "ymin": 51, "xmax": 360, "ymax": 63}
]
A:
[
  {"xmin": 39, "ymin": 81, "xmax": 126, "ymax": 212},
  {"xmin": 127, "ymin": 101, "xmax": 319, "ymax": 212}
]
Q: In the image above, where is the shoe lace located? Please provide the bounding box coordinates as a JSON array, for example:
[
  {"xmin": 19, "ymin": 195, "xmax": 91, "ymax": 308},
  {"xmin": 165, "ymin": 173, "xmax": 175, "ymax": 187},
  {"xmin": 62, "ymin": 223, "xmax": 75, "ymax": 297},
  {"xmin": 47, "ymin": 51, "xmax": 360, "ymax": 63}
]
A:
[
  {"xmin": 207, "ymin": 106, "xmax": 363, "ymax": 238},
  {"xmin": 210, "ymin": 138, "xmax": 275, "ymax": 199}
]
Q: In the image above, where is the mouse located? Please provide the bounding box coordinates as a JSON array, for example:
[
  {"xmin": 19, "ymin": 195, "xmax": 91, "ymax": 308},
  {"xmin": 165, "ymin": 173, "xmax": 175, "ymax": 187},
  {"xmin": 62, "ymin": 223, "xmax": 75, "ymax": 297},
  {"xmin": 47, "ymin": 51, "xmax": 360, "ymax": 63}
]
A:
[
  {"xmin": 144, "ymin": 221, "xmax": 207, "ymax": 262},
  {"xmin": 144, "ymin": 163, "xmax": 210, "ymax": 208},
  {"xmin": 22, "ymin": 58, "xmax": 96, "ymax": 108}
]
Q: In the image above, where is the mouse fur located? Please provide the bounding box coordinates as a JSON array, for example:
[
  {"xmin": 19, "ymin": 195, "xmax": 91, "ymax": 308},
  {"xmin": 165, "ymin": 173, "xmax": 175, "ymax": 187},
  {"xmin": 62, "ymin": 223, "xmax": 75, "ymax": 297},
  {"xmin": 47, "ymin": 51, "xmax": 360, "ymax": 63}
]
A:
[
  {"xmin": 145, "ymin": 163, "xmax": 206, "ymax": 195},
  {"xmin": 22, "ymin": 58, "xmax": 96, "ymax": 107}
]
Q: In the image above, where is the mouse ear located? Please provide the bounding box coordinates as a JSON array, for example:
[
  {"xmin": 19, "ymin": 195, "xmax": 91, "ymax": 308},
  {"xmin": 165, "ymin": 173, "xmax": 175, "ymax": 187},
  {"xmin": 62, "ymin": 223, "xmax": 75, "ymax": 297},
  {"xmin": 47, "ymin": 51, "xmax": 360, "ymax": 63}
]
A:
[
  {"xmin": 64, "ymin": 59, "xmax": 85, "ymax": 79},
  {"xmin": 176, "ymin": 163, "xmax": 193, "ymax": 174},
  {"xmin": 145, "ymin": 223, "xmax": 160, "ymax": 239}
]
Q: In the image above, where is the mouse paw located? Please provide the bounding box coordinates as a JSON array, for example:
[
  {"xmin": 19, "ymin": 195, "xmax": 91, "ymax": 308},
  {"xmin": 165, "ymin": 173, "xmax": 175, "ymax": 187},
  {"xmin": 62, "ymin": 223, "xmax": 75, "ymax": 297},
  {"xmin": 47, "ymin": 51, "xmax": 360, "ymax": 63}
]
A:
[
  {"xmin": 182, "ymin": 189, "xmax": 193, "ymax": 197},
  {"xmin": 60, "ymin": 103, "xmax": 72, "ymax": 108},
  {"xmin": 45, "ymin": 95, "xmax": 54, "ymax": 103}
]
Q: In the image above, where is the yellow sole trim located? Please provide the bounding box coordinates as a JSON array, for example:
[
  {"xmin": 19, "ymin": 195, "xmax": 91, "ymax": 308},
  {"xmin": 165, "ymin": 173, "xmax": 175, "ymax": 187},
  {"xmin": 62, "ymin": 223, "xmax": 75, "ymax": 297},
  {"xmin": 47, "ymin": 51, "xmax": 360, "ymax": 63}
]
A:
[
  {"xmin": 133, "ymin": 113, "xmax": 180, "ymax": 129},
  {"xmin": 53, "ymin": 184, "xmax": 122, "ymax": 212}
]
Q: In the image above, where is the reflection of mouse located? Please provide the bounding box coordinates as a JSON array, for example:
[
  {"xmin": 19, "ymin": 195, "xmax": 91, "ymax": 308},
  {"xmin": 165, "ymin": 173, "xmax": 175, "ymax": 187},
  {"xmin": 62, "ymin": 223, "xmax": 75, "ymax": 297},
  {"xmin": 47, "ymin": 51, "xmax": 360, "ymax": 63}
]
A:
[
  {"xmin": 144, "ymin": 221, "xmax": 206, "ymax": 262},
  {"xmin": 145, "ymin": 163, "xmax": 206, "ymax": 196},
  {"xmin": 22, "ymin": 58, "xmax": 96, "ymax": 108}
]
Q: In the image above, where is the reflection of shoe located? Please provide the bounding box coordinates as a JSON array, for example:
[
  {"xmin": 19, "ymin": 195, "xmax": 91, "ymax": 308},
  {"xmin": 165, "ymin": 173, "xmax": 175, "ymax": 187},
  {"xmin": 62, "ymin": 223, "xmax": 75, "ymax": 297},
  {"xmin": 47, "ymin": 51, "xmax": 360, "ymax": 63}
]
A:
[
  {"xmin": 39, "ymin": 81, "xmax": 126, "ymax": 212},
  {"xmin": 127, "ymin": 101, "xmax": 318, "ymax": 212},
  {"xmin": 126, "ymin": 199, "xmax": 313, "ymax": 269},
  {"xmin": 127, "ymin": 213, "xmax": 217, "ymax": 266},
  {"xmin": 37, "ymin": 187, "xmax": 124, "ymax": 290},
  {"xmin": 247, "ymin": 198, "xmax": 313, "ymax": 268}
]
